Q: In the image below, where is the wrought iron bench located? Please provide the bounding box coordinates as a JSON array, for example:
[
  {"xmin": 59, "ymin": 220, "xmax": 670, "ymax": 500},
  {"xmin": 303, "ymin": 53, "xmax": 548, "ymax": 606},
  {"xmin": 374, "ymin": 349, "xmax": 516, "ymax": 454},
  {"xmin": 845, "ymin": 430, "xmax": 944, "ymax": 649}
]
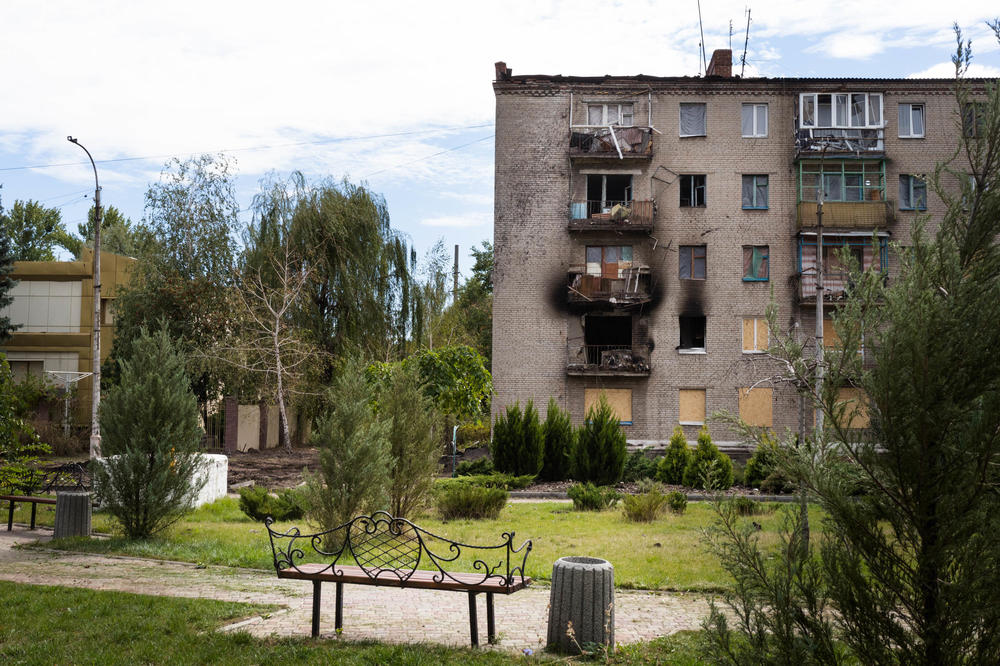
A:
[{"xmin": 265, "ymin": 511, "xmax": 532, "ymax": 646}]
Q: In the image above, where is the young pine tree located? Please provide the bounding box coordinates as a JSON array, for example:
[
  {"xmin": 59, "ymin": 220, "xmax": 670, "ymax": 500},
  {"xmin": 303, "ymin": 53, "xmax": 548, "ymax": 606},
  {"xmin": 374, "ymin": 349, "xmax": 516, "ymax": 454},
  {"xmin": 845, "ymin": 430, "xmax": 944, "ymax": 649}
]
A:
[
  {"xmin": 95, "ymin": 326, "xmax": 205, "ymax": 539},
  {"xmin": 491, "ymin": 400, "xmax": 543, "ymax": 476},
  {"xmin": 656, "ymin": 426, "xmax": 692, "ymax": 485},
  {"xmin": 682, "ymin": 426, "xmax": 733, "ymax": 490},
  {"xmin": 571, "ymin": 396, "xmax": 626, "ymax": 486},
  {"xmin": 540, "ymin": 398, "xmax": 573, "ymax": 481}
]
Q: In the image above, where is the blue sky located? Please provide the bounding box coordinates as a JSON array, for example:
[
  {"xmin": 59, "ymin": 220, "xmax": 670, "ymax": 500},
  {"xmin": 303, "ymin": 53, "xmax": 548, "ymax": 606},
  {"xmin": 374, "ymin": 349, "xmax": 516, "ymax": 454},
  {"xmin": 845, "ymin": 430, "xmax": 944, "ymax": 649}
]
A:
[{"xmin": 2, "ymin": 1, "xmax": 998, "ymax": 276}]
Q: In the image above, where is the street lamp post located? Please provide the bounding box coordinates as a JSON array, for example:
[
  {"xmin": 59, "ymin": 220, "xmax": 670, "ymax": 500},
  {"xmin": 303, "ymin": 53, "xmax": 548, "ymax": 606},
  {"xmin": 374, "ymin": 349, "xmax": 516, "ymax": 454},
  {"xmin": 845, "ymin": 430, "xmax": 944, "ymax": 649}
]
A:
[{"xmin": 67, "ymin": 136, "xmax": 102, "ymax": 459}]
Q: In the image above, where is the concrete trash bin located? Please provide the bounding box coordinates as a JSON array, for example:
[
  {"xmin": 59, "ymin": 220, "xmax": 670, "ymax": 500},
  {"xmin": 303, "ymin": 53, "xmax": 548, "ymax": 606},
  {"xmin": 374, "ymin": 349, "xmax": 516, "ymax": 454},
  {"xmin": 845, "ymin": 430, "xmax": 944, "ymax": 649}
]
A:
[
  {"xmin": 546, "ymin": 556, "xmax": 614, "ymax": 654},
  {"xmin": 53, "ymin": 491, "xmax": 91, "ymax": 539}
]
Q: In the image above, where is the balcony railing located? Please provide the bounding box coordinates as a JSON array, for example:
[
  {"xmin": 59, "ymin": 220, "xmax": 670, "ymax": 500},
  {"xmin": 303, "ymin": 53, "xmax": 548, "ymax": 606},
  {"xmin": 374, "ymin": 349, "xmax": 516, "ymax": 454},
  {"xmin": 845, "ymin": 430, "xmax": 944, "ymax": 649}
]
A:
[
  {"xmin": 566, "ymin": 344, "xmax": 651, "ymax": 376},
  {"xmin": 796, "ymin": 200, "xmax": 894, "ymax": 228},
  {"xmin": 567, "ymin": 266, "xmax": 651, "ymax": 305},
  {"xmin": 568, "ymin": 200, "xmax": 654, "ymax": 230},
  {"xmin": 795, "ymin": 128, "xmax": 884, "ymax": 156},
  {"xmin": 796, "ymin": 270, "xmax": 888, "ymax": 302},
  {"xmin": 569, "ymin": 127, "xmax": 653, "ymax": 159}
]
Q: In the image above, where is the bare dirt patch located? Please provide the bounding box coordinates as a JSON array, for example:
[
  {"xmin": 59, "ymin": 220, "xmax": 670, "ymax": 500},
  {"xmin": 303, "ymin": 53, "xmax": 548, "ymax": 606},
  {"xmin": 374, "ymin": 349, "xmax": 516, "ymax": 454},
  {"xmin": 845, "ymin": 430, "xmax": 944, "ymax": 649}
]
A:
[{"xmin": 226, "ymin": 447, "xmax": 320, "ymax": 490}]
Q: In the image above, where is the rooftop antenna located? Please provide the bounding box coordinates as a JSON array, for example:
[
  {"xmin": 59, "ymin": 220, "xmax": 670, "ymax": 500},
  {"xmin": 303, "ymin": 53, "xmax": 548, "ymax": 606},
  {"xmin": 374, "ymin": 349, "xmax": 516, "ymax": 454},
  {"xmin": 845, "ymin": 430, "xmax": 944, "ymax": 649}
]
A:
[
  {"xmin": 697, "ymin": 0, "xmax": 708, "ymax": 75},
  {"xmin": 729, "ymin": 20, "xmax": 733, "ymax": 51},
  {"xmin": 740, "ymin": 7, "xmax": 752, "ymax": 78}
]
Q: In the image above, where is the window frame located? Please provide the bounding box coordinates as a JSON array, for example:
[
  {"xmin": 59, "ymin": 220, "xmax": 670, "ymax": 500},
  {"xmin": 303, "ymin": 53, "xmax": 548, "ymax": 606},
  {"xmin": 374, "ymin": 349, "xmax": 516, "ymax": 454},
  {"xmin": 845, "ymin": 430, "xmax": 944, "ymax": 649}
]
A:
[
  {"xmin": 742, "ymin": 245, "xmax": 769, "ymax": 282},
  {"xmin": 678, "ymin": 389, "xmax": 706, "ymax": 425},
  {"xmin": 587, "ymin": 103, "xmax": 635, "ymax": 127},
  {"xmin": 741, "ymin": 103, "xmax": 768, "ymax": 137},
  {"xmin": 678, "ymin": 244, "xmax": 707, "ymax": 280},
  {"xmin": 897, "ymin": 103, "xmax": 925, "ymax": 138},
  {"xmin": 679, "ymin": 102, "xmax": 707, "ymax": 137},
  {"xmin": 742, "ymin": 317, "xmax": 769, "ymax": 353},
  {"xmin": 741, "ymin": 174, "xmax": 769, "ymax": 209},
  {"xmin": 679, "ymin": 174, "xmax": 707, "ymax": 207},
  {"xmin": 898, "ymin": 174, "xmax": 927, "ymax": 211},
  {"xmin": 799, "ymin": 93, "xmax": 883, "ymax": 129}
]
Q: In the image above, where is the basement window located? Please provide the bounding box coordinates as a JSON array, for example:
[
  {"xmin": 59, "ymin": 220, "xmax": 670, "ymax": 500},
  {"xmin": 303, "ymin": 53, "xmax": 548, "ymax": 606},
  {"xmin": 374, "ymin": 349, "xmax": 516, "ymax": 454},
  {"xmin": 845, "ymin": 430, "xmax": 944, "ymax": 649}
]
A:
[
  {"xmin": 678, "ymin": 316, "xmax": 706, "ymax": 352},
  {"xmin": 679, "ymin": 175, "xmax": 706, "ymax": 207}
]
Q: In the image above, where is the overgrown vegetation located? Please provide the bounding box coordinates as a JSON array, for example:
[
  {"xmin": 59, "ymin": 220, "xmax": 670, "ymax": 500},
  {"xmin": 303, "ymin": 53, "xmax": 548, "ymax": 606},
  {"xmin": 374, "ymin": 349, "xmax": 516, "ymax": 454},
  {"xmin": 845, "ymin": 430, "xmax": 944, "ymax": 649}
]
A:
[
  {"xmin": 237, "ymin": 486, "xmax": 306, "ymax": 522},
  {"xmin": 622, "ymin": 481, "xmax": 669, "ymax": 522},
  {"xmin": 567, "ymin": 482, "xmax": 621, "ymax": 511},
  {"xmin": 434, "ymin": 483, "xmax": 507, "ymax": 520}
]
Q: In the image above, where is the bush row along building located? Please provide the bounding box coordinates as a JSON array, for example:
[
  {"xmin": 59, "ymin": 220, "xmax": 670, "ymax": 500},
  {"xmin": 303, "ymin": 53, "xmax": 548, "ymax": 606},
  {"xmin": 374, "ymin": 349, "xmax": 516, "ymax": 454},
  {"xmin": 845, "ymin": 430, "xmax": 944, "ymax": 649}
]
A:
[{"xmin": 491, "ymin": 49, "xmax": 989, "ymax": 449}]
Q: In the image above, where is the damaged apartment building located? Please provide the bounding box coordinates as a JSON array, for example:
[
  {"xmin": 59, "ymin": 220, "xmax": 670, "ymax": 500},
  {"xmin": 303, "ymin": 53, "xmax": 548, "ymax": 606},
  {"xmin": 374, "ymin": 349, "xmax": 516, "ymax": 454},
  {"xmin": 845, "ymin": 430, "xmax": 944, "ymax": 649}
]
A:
[{"xmin": 492, "ymin": 50, "xmax": 987, "ymax": 449}]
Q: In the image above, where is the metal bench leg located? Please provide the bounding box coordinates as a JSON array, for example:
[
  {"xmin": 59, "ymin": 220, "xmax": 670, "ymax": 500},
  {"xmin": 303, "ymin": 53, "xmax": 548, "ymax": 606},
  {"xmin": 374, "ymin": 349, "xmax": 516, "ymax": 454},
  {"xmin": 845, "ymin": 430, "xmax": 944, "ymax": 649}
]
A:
[
  {"xmin": 7, "ymin": 500, "xmax": 13, "ymax": 531},
  {"xmin": 311, "ymin": 580, "xmax": 322, "ymax": 637},
  {"xmin": 30, "ymin": 503, "xmax": 37, "ymax": 530},
  {"xmin": 335, "ymin": 582, "xmax": 343, "ymax": 632},
  {"xmin": 468, "ymin": 591, "xmax": 479, "ymax": 647},
  {"xmin": 486, "ymin": 592, "xmax": 496, "ymax": 644}
]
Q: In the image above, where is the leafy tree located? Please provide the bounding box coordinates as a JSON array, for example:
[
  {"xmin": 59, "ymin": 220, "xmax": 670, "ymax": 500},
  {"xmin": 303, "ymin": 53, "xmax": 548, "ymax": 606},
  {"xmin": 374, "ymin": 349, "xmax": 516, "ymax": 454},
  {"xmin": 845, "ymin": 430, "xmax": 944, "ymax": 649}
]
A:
[
  {"xmin": 571, "ymin": 396, "xmax": 627, "ymax": 485},
  {"xmin": 75, "ymin": 205, "xmax": 146, "ymax": 258},
  {"xmin": 431, "ymin": 241, "xmax": 493, "ymax": 362},
  {"xmin": 0, "ymin": 221, "xmax": 18, "ymax": 342},
  {"xmin": 491, "ymin": 400, "xmax": 543, "ymax": 476},
  {"xmin": 409, "ymin": 345, "xmax": 492, "ymax": 421},
  {"xmin": 94, "ymin": 326, "xmax": 205, "ymax": 539},
  {"xmin": 540, "ymin": 398, "xmax": 573, "ymax": 481},
  {"xmin": 0, "ymin": 354, "xmax": 50, "ymax": 494},
  {"xmin": 1, "ymin": 199, "xmax": 76, "ymax": 261}
]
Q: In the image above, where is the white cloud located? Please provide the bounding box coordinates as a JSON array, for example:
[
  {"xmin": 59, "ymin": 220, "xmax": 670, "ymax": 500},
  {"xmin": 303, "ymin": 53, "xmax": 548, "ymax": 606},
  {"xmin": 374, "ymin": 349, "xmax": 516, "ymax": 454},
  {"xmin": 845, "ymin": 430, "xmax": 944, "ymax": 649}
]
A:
[
  {"xmin": 909, "ymin": 62, "xmax": 1000, "ymax": 78},
  {"xmin": 420, "ymin": 212, "xmax": 491, "ymax": 228},
  {"xmin": 807, "ymin": 33, "xmax": 885, "ymax": 59}
]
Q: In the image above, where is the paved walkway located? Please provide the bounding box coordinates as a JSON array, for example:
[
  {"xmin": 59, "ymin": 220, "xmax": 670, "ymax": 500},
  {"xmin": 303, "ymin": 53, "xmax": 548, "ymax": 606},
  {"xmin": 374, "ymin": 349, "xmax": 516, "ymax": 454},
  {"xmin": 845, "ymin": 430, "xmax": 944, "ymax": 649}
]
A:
[{"xmin": 0, "ymin": 525, "xmax": 714, "ymax": 653}]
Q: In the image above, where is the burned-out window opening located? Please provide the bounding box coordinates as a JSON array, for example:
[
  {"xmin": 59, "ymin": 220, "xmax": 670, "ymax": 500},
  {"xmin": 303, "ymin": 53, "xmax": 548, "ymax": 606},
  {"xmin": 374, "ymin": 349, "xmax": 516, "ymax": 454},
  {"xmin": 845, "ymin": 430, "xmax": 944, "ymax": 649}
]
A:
[
  {"xmin": 899, "ymin": 175, "xmax": 927, "ymax": 210},
  {"xmin": 586, "ymin": 174, "xmax": 633, "ymax": 217},
  {"xmin": 741, "ymin": 175, "xmax": 768, "ymax": 209},
  {"xmin": 743, "ymin": 245, "xmax": 769, "ymax": 281},
  {"xmin": 588, "ymin": 103, "xmax": 634, "ymax": 126},
  {"xmin": 742, "ymin": 103, "xmax": 768, "ymax": 137},
  {"xmin": 680, "ymin": 175, "xmax": 706, "ymax": 207},
  {"xmin": 679, "ymin": 245, "xmax": 706, "ymax": 280},
  {"xmin": 584, "ymin": 314, "xmax": 633, "ymax": 364},
  {"xmin": 679, "ymin": 103, "xmax": 707, "ymax": 137},
  {"xmin": 678, "ymin": 315, "xmax": 706, "ymax": 351},
  {"xmin": 898, "ymin": 103, "xmax": 925, "ymax": 138}
]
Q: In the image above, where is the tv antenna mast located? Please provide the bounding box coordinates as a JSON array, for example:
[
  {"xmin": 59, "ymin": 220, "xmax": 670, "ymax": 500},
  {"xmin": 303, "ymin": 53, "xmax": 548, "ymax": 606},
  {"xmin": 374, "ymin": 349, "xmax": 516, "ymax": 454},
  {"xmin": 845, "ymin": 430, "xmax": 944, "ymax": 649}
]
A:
[
  {"xmin": 741, "ymin": 8, "xmax": 752, "ymax": 78},
  {"xmin": 696, "ymin": 0, "xmax": 708, "ymax": 75}
]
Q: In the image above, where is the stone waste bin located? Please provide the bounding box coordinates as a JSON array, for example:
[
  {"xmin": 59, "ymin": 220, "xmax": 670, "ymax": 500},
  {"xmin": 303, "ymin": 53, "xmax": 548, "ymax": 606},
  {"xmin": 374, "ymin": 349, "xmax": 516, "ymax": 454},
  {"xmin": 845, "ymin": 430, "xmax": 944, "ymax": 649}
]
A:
[
  {"xmin": 546, "ymin": 556, "xmax": 615, "ymax": 654},
  {"xmin": 53, "ymin": 491, "xmax": 91, "ymax": 539}
]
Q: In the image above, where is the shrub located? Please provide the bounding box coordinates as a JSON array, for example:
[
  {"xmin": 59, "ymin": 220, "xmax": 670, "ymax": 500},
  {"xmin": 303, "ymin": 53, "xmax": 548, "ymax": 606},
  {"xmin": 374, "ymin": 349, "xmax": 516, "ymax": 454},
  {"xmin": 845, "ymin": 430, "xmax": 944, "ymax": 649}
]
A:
[
  {"xmin": 571, "ymin": 396, "xmax": 627, "ymax": 485},
  {"xmin": 761, "ymin": 469, "xmax": 796, "ymax": 494},
  {"xmin": 0, "ymin": 355, "xmax": 51, "ymax": 495},
  {"xmin": 656, "ymin": 427, "xmax": 691, "ymax": 485},
  {"xmin": 303, "ymin": 359, "xmax": 391, "ymax": 541},
  {"xmin": 238, "ymin": 486, "xmax": 307, "ymax": 522},
  {"xmin": 567, "ymin": 482, "xmax": 621, "ymax": 511},
  {"xmin": 438, "ymin": 473, "xmax": 534, "ymax": 490},
  {"xmin": 622, "ymin": 484, "xmax": 669, "ymax": 522},
  {"xmin": 95, "ymin": 326, "xmax": 205, "ymax": 539},
  {"xmin": 540, "ymin": 399, "xmax": 574, "ymax": 481},
  {"xmin": 682, "ymin": 427, "xmax": 734, "ymax": 490},
  {"xmin": 744, "ymin": 432, "xmax": 781, "ymax": 488},
  {"xmin": 435, "ymin": 484, "xmax": 507, "ymax": 520},
  {"xmin": 456, "ymin": 422, "xmax": 490, "ymax": 451},
  {"xmin": 491, "ymin": 401, "xmax": 544, "ymax": 476},
  {"xmin": 666, "ymin": 491, "xmax": 688, "ymax": 514},
  {"xmin": 732, "ymin": 496, "xmax": 762, "ymax": 516},
  {"xmin": 623, "ymin": 450, "xmax": 659, "ymax": 482},
  {"xmin": 455, "ymin": 458, "xmax": 494, "ymax": 476}
]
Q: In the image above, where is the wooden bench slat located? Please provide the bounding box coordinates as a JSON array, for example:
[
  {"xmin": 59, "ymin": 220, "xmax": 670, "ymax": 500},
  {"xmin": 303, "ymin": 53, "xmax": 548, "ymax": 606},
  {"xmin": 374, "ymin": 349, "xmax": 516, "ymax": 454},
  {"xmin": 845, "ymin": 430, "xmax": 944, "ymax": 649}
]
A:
[
  {"xmin": 0, "ymin": 495, "xmax": 58, "ymax": 504},
  {"xmin": 277, "ymin": 563, "xmax": 531, "ymax": 594}
]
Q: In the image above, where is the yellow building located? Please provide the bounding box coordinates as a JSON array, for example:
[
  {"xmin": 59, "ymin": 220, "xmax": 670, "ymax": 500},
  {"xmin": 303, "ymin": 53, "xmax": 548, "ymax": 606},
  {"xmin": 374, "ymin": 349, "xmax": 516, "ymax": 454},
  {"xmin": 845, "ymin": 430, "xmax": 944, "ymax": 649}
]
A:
[{"xmin": 0, "ymin": 248, "xmax": 135, "ymax": 424}]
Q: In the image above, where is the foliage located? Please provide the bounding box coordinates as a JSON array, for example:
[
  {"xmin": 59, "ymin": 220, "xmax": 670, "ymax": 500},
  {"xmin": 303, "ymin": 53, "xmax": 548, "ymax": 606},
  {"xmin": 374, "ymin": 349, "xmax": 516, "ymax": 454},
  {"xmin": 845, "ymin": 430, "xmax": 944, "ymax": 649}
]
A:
[
  {"xmin": 540, "ymin": 398, "xmax": 574, "ymax": 481},
  {"xmin": 75, "ymin": 205, "xmax": 147, "ymax": 258},
  {"xmin": 377, "ymin": 362, "xmax": 441, "ymax": 518},
  {"xmin": 436, "ymin": 473, "xmax": 534, "ymax": 492},
  {"xmin": 237, "ymin": 485, "xmax": 306, "ymax": 522},
  {"xmin": 571, "ymin": 396, "xmax": 627, "ymax": 485},
  {"xmin": 430, "ymin": 241, "xmax": 494, "ymax": 362},
  {"xmin": 567, "ymin": 482, "xmax": 621, "ymax": 511},
  {"xmin": 455, "ymin": 458, "xmax": 494, "ymax": 476},
  {"xmin": 0, "ymin": 355, "xmax": 51, "ymax": 494},
  {"xmin": 743, "ymin": 431, "xmax": 781, "ymax": 489},
  {"xmin": 303, "ymin": 360, "xmax": 391, "ymax": 540},
  {"xmin": 623, "ymin": 450, "xmax": 659, "ymax": 482},
  {"xmin": 0, "ymin": 198, "xmax": 76, "ymax": 261},
  {"xmin": 682, "ymin": 427, "xmax": 734, "ymax": 490},
  {"xmin": 731, "ymin": 497, "xmax": 763, "ymax": 517},
  {"xmin": 409, "ymin": 345, "xmax": 492, "ymax": 421},
  {"xmin": 667, "ymin": 491, "xmax": 688, "ymax": 514},
  {"xmin": 657, "ymin": 427, "xmax": 691, "ymax": 485},
  {"xmin": 456, "ymin": 422, "xmax": 490, "ymax": 450},
  {"xmin": 95, "ymin": 326, "xmax": 205, "ymax": 539},
  {"xmin": 434, "ymin": 483, "xmax": 507, "ymax": 520},
  {"xmin": 760, "ymin": 469, "xmax": 796, "ymax": 495},
  {"xmin": 490, "ymin": 400, "xmax": 544, "ymax": 476},
  {"xmin": 622, "ymin": 484, "xmax": 669, "ymax": 522},
  {"xmin": 0, "ymin": 222, "xmax": 18, "ymax": 342}
]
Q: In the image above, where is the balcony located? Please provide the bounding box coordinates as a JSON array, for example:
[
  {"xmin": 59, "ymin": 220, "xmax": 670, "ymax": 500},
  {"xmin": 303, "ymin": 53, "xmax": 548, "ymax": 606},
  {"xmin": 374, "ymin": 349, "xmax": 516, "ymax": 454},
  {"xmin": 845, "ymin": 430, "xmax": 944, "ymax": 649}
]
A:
[
  {"xmin": 567, "ymin": 343, "xmax": 651, "ymax": 376},
  {"xmin": 569, "ymin": 127, "xmax": 653, "ymax": 160},
  {"xmin": 568, "ymin": 200, "xmax": 654, "ymax": 231},
  {"xmin": 795, "ymin": 128, "xmax": 884, "ymax": 158},
  {"xmin": 567, "ymin": 265, "xmax": 651, "ymax": 307},
  {"xmin": 796, "ymin": 200, "xmax": 894, "ymax": 229}
]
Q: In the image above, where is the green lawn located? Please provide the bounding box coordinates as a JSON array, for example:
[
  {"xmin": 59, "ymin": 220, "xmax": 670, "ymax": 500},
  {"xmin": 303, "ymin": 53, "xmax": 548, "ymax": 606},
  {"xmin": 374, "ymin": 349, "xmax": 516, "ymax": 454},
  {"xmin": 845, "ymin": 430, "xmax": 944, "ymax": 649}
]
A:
[
  {"xmin": 0, "ymin": 581, "xmax": 704, "ymax": 665},
  {"xmin": 18, "ymin": 496, "xmax": 821, "ymax": 592}
]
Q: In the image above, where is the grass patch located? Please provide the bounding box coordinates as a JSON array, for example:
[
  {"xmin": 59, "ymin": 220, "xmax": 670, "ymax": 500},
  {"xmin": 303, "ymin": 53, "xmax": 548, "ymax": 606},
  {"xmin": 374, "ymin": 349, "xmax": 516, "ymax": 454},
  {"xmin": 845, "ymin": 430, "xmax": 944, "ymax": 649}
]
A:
[{"xmin": 27, "ymin": 496, "xmax": 822, "ymax": 592}]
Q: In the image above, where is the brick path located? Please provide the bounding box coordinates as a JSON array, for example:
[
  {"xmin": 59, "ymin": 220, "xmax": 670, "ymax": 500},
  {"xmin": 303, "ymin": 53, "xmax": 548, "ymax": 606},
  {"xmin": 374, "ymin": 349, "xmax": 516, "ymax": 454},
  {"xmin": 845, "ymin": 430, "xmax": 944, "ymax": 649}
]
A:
[{"xmin": 0, "ymin": 525, "xmax": 714, "ymax": 652}]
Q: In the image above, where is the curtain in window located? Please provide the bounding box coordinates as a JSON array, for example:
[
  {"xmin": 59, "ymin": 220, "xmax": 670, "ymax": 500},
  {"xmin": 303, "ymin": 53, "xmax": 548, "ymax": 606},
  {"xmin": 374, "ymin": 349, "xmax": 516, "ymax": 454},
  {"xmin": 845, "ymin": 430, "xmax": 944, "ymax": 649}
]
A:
[
  {"xmin": 742, "ymin": 177, "xmax": 755, "ymax": 207},
  {"xmin": 743, "ymin": 246, "xmax": 768, "ymax": 279},
  {"xmin": 679, "ymin": 104, "xmax": 706, "ymax": 136}
]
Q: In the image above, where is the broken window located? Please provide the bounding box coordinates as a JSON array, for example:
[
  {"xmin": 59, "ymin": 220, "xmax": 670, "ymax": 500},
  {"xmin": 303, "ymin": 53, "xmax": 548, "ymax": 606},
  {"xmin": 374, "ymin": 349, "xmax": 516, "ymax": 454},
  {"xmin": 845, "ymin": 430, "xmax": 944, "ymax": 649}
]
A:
[
  {"xmin": 898, "ymin": 103, "xmax": 925, "ymax": 138},
  {"xmin": 742, "ymin": 103, "xmax": 768, "ymax": 137},
  {"xmin": 679, "ymin": 175, "xmax": 706, "ymax": 207},
  {"xmin": 586, "ymin": 174, "xmax": 633, "ymax": 217},
  {"xmin": 583, "ymin": 314, "xmax": 632, "ymax": 364},
  {"xmin": 899, "ymin": 175, "xmax": 927, "ymax": 210},
  {"xmin": 741, "ymin": 175, "xmax": 768, "ymax": 209},
  {"xmin": 742, "ymin": 317, "xmax": 768, "ymax": 352},
  {"xmin": 679, "ymin": 245, "xmax": 706, "ymax": 280},
  {"xmin": 678, "ymin": 389, "xmax": 706, "ymax": 425},
  {"xmin": 799, "ymin": 93, "xmax": 882, "ymax": 128},
  {"xmin": 738, "ymin": 388, "xmax": 773, "ymax": 427},
  {"xmin": 585, "ymin": 245, "xmax": 633, "ymax": 277},
  {"xmin": 588, "ymin": 103, "xmax": 634, "ymax": 126},
  {"xmin": 678, "ymin": 315, "xmax": 706, "ymax": 351},
  {"xmin": 742, "ymin": 245, "xmax": 769, "ymax": 281},
  {"xmin": 679, "ymin": 103, "xmax": 707, "ymax": 137}
]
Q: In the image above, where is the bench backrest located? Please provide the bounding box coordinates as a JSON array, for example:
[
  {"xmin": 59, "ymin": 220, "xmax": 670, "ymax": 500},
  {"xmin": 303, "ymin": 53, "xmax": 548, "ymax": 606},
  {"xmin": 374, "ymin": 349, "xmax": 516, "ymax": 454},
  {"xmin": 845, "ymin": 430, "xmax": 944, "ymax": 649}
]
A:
[{"xmin": 265, "ymin": 510, "xmax": 531, "ymax": 589}]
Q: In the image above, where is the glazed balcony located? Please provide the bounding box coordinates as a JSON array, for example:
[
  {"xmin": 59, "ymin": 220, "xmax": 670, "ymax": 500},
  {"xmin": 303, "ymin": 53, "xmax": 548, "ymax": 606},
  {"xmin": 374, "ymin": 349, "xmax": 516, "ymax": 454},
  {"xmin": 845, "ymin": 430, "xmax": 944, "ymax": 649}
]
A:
[
  {"xmin": 796, "ymin": 200, "xmax": 894, "ymax": 229},
  {"xmin": 566, "ymin": 344, "xmax": 651, "ymax": 377},
  {"xmin": 568, "ymin": 200, "xmax": 654, "ymax": 231},
  {"xmin": 567, "ymin": 265, "xmax": 651, "ymax": 306},
  {"xmin": 569, "ymin": 127, "xmax": 653, "ymax": 159}
]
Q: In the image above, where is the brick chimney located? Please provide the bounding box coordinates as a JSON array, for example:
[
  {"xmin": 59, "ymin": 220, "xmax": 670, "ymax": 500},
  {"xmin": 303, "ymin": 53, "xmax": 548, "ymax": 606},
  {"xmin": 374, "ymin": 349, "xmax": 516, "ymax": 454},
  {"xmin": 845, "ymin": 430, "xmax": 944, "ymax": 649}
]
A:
[
  {"xmin": 495, "ymin": 61, "xmax": 512, "ymax": 81},
  {"xmin": 706, "ymin": 49, "xmax": 732, "ymax": 78}
]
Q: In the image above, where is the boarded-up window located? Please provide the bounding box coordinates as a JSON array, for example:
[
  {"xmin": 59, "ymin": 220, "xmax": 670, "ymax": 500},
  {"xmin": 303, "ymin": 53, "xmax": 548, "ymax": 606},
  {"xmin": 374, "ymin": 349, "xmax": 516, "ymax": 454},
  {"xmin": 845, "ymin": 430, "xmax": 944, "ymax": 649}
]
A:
[
  {"xmin": 679, "ymin": 389, "xmax": 706, "ymax": 425},
  {"xmin": 823, "ymin": 317, "xmax": 839, "ymax": 348},
  {"xmin": 738, "ymin": 388, "xmax": 773, "ymax": 427},
  {"xmin": 742, "ymin": 317, "xmax": 768, "ymax": 352},
  {"xmin": 836, "ymin": 387, "xmax": 870, "ymax": 429},
  {"xmin": 584, "ymin": 388, "xmax": 633, "ymax": 425}
]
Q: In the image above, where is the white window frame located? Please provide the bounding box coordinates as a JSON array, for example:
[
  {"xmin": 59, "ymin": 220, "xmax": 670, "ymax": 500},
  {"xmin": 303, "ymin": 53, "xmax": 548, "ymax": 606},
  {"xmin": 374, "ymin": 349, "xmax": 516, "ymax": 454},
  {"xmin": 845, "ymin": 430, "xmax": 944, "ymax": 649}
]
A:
[
  {"xmin": 898, "ymin": 103, "xmax": 925, "ymax": 138},
  {"xmin": 799, "ymin": 93, "xmax": 884, "ymax": 129},
  {"xmin": 741, "ymin": 103, "xmax": 768, "ymax": 137},
  {"xmin": 586, "ymin": 103, "xmax": 634, "ymax": 127}
]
